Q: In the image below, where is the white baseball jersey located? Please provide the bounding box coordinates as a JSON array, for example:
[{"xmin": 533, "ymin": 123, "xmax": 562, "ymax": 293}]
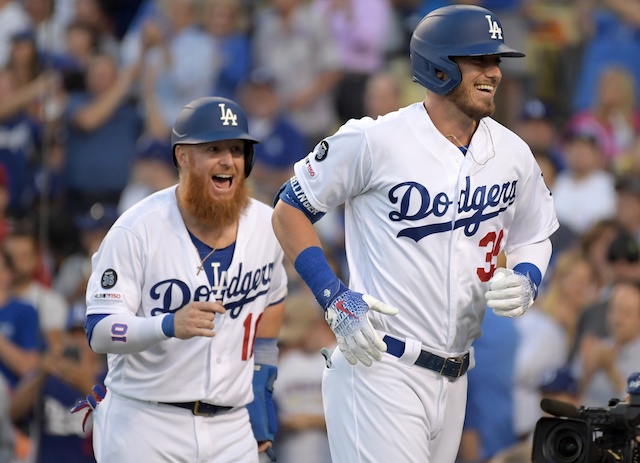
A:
[
  {"xmin": 86, "ymin": 185, "xmax": 287, "ymax": 406},
  {"xmin": 294, "ymin": 102, "xmax": 558, "ymax": 355}
]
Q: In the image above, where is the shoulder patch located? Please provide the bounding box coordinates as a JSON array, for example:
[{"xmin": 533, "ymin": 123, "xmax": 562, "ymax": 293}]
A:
[
  {"xmin": 101, "ymin": 269, "xmax": 118, "ymax": 289},
  {"xmin": 314, "ymin": 140, "xmax": 329, "ymax": 162}
]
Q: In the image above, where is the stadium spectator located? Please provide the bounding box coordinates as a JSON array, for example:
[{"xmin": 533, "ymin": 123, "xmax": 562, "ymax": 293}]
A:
[
  {"xmin": 573, "ymin": 229, "xmax": 640, "ymax": 359},
  {"xmin": 273, "ymin": 292, "xmax": 334, "ymax": 463},
  {"xmin": 552, "ymin": 125, "xmax": 616, "ymax": 236},
  {"xmin": 54, "ymin": 20, "xmax": 100, "ymax": 91},
  {"xmin": 202, "ymin": 0, "xmax": 252, "ymax": 100},
  {"xmin": 0, "ymin": 67, "xmax": 44, "ymax": 217},
  {"xmin": 578, "ymin": 219, "xmax": 626, "ymax": 301},
  {"xmin": 311, "ymin": 0, "xmax": 393, "ymax": 123},
  {"xmin": 0, "ymin": 249, "xmax": 40, "ymax": 389},
  {"xmin": 53, "ymin": 203, "xmax": 118, "ymax": 308},
  {"xmin": 252, "ymin": 0, "xmax": 342, "ymax": 150},
  {"xmin": 6, "ymin": 31, "xmax": 44, "ymax": 93},
  {"xmin": 73, "ymin": 0, "xmax": 120, "ymax": 60},
  {"xmin": 23, "ymin": 0, "xmax": 68, "ymax": 55},
  {"xmin": 3, "ymin": 224, "xmax": 69, "ymax": 353},
  {"xmin": 117, "ymin": 137, "xmax": 177, "ymax": 214},
  {"xmin": 513, "ymin": 250, "xmax": 596, "ymax": 440},
  {"xmin": 0, "ymin": 0, "xmax": 31, "ymax": 69},
  {"xmin": 135, "ymin": 0, "xmax": 217, "ymax": 131},
  {"xmin": 237, "ymin": 68, "xmax": 308, "ymax": 205},
  {"xmin": 60, "ymin": 53, "xmax": 142, "ymax": 215},
  {"xmin": 578, "ymin": 279, "xmax": 640, "ymax": 407},
  {"xmin": 459, "ymin": 309, "xmax": 519, "ymax": 463},
  {"xmin": 512, "ymin": 98, "xmax": 564, "ymax": 170},
  {"xmin": 9, "ymin": 302, "xmax": 106, "ymax": 463},
  {"xmin": 614, "ymin": 175, "xmax": 640, "ymax": 244},
  {"xmin": 573, "ymin": 0, "xmax": 640, "ymax": 114},
  {"xmin": 363, "ymin": 70, "xmax": 403, "ymax": 118},
  {"xmin": 567, "ymin": 66, "xmax": 640, "ymax": 165}
]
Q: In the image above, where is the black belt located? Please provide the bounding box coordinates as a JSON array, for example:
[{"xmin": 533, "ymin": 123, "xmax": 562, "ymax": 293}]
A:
[
  {"xmin": 383, "ymin": 335, "xmax": 469, "ymax": 380},
  {"xmin": 160, "ymin": 401, "xmax": 233, "ymax": 417}
]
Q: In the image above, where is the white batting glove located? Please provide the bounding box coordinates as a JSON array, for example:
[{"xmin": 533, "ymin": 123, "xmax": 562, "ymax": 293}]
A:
[
  {"xmin": 324, "ymin": 289, "xmax": 399, "ymax": 367},
  {"xmin": 485, "ymin": 267, "xmax": 534, "ymax": 318}
]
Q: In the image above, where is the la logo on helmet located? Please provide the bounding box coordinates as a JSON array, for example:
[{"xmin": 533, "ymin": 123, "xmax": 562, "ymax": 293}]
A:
[
  {"xmin": 218, "ymin": 103, "xmax": 238, "ymax": 126},
  {"xmin": 485, "ymin": 15, "xmax": 503, "ymax": 40}
]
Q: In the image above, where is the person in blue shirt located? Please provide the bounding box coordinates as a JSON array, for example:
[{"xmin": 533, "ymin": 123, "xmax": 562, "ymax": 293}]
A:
[
  {"xmin": 459, "ymin": 308, "xmax": 520, "ymax": 463},
  {"xmin": 0, "ymin": 248, "xmax": 39, "ymax": 390}
]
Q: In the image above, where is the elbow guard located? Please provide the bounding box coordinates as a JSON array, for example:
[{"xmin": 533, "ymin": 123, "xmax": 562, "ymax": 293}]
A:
[{"xmin": 273, "ymin": 176, "xmax": 325, "ymax": 224}]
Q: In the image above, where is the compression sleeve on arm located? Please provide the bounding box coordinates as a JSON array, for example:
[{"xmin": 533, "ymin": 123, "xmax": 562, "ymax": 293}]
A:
[{"xmin": 88, "ymin": 313, "xmax": 171, "ymax": 354}]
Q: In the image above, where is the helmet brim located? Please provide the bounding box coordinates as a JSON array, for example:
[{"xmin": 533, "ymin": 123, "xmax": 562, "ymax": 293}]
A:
[
  {"xmin": 172, "ymin": 128, "xmax": 259, "ymax": 146},
  {"xmin": 450, "ymin": 42, "xmax": 525, "ymax": 58}
]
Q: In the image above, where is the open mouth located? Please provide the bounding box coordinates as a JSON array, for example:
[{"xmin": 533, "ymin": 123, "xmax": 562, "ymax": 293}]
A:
[
  {"xmin": 475, "ymin": 84, "xmax": 494, "ymax": 94},
  {"xmin": 212, "ymin": 174, "xmax": 233, "ymax": 190}
]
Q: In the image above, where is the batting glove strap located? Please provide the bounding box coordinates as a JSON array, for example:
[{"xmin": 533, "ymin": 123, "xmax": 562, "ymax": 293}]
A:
[
  {"xmin": 485, "ymin": 268, "xmax": 535, "ymax": 318},
  {"xmin": 70, "ymin": 384, "xmax": 106, "ymax": 432},
  {"xmin": 247, "ymin": 364, "xmax": 278, "ymax": 443}
]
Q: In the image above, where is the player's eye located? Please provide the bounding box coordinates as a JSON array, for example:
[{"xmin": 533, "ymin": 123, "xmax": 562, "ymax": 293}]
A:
[{"xmin": 230, "ymin": 145, "xmax": 245, "ymax": 155}]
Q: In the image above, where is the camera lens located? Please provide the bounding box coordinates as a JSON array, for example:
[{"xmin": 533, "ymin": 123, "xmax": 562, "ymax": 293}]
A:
[
  {"xmin": 549, "ymin": 428, "xmax": 583, "ymax": 462},
  {"xmin": 556, "ymin": 435, "xmax": 579, "ymax": 459}
]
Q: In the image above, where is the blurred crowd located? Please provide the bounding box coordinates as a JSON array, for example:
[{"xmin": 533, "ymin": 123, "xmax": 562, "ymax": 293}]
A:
[{"xmin": 0, "ymin": 0, "xmax": 639, "ymax": 462}]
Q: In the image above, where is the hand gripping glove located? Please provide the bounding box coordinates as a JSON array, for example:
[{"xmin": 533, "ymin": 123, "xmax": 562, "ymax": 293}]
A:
[
  {"xmin": 247, "ymin": 364, "xmax": 278, "ymax": 443},
  {"xmin": 325, "ymin": 283, "xmax": 399, "ymax": 367},
  {"xmin": 485, "ymin": 267, "xmax": 535, "ymax": 318},
  {"xmin": 70, "ymin": 384, "xmax": 106, "ymax": 432}
]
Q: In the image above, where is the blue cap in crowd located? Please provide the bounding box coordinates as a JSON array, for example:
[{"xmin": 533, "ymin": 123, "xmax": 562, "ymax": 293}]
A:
[
  {"xmin": 74, "ymin": 203, "xmax": 119, "ymax": 232},
  {"xmin": 66, "ymin": 302, "xmax": 87, "ymax": 331},
  {"xmin": 521, "ymin": 99, "xmax": 553, "ymax": 121},
  {"xmin": 539, "ymin": 366, "xmax": 578, "ymax": 395}
]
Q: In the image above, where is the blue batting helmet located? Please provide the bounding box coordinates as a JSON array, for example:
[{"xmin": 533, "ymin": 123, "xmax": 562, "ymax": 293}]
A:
[
  {"xmin": 171, "ymin": 96, "xmax": 259, "ymax": 177},
  {"xmin": 410, "ymin": 5, "xmax": 525, "ymax": 95}
]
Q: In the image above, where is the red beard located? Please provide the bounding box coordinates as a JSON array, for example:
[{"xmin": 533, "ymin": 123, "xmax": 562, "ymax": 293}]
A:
[{"xmin": 183, "ymin": 171, "xmax": 250, "ymax": 229}]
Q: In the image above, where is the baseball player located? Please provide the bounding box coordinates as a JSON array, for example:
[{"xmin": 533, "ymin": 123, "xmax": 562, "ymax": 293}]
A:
[
  {"xmin": 271, "ymin": 5, "xmax": 558, "ymax": 463},
  {"xmin": 79, "ymin": 97, "xmax": 287, "ymax": 462}
]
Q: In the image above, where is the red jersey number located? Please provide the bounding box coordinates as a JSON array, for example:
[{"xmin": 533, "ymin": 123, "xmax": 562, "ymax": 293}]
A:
[{"xmin": 476, "ymin": 230, "xmax": 504, "ymax": 282}]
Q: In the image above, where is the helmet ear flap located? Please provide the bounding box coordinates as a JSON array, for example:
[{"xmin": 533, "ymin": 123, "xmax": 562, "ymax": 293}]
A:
[
  {"xmin": 411, "ymin": 49, "xmax": 462, "ymax": 95},
  {"xmin": 245, "ymin": 143, "xmax": 255, "ymax": 178}
]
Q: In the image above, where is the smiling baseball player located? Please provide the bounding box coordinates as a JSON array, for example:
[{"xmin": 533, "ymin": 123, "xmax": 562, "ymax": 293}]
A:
[
  {"xmin": 79, "ymin": 97, "xmax": 287, "ymax": 463},
  {"xmin": 272, "ymin": 5, "xmax": 558, "ymax": 463}
]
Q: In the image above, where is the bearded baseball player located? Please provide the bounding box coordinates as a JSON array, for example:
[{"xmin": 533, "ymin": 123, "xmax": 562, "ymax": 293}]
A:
[
  {"xmin": 79, "ymin": 97, "xmax": 287, "ymax": 462},
  {"xmin": 272, "ymin": 5, "xmax": 558, "ymax": 463}
]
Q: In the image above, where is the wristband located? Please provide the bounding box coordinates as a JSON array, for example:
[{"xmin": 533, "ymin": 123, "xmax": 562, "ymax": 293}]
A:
[
  {"xmin": 513, "ymin": 262, "xmax": 542, "ymax": 299},
  {"xmin": 254, "ymin": 337, "xmax": 278, "ymax": 366},
  {"xmin": 162, "ymin": 313, "xmax": 176, "ymax": 337},
  {"xmin": 294, "ymin": 246, "xmax": 344, "ymax": 308}
]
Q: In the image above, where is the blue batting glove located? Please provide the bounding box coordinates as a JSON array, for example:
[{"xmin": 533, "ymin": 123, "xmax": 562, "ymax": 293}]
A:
[
  {"xmin": 247, "ymin": 364, "xmax": 278, "ymax": 442},
  {"xmin": 324, "ymin": 283, "xmax": 399, "ymax": 367}
]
